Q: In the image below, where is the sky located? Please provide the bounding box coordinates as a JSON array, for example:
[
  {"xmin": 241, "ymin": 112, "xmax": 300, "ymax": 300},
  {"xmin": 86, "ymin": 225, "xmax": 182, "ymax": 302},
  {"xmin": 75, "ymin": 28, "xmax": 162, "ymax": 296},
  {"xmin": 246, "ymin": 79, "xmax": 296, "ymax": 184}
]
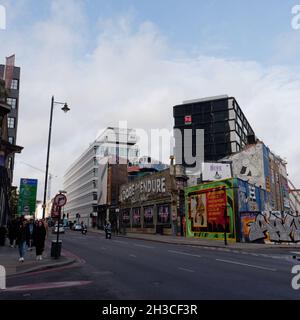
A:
[{"xmin": 0, "ymin": 0, "xmax": 300, "ymax": 200}]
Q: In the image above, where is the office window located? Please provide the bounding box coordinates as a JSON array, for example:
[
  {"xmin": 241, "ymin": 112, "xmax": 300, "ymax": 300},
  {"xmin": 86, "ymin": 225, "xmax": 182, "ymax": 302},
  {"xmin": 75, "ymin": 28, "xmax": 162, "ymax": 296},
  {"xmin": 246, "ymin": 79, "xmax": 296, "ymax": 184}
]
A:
[
  {"xmin": 6, "ymin": 98, "xmax": 17, "ymax": 109},
  {"xmin": 8, "ymin": 117, "xmax": 15, "ymax": 129},
  {"xmin": 8, "ymin": 136, "xmax": 14, "ymax": 144},
  {"xmin": 10, "ymin": 79, "xmax": 19, "ymax": 90}
]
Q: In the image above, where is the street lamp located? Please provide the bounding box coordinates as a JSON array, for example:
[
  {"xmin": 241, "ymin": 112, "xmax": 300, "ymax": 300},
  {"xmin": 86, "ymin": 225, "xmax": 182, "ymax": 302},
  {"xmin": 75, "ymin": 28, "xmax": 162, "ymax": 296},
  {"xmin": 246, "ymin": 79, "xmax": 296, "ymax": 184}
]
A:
[{"xmin": 42, "ymin": 96, "xmax": 70, "ymax": 220}]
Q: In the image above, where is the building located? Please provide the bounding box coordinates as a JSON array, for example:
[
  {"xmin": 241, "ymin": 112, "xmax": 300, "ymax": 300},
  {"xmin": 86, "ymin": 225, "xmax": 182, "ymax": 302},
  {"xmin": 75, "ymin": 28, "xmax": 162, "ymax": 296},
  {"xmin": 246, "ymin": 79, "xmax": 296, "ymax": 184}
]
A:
[
  {"xmin": 222, "ymin": 140, "xmax": 289, "ymax": 212},
  {"xmin": 0, "ymin": 56, "xmax": 21, "ymax": 182},
  {"xmin": 128, "ymin": 156, "xmax": 169, "ymax": 181},
  {"xmin": 119, "ymin": 165, "xmax": 188, "ymax": 236},
  {"xmin": 64, "ymin": 127, "xmax": 139, "ymax": 226},
  {"xmin": 0, "ymin": 56, "xmax": 23, "ymax": 227},
  {"xmin": 173, "ymin": 95, "xmax": 255, "ymax": 168},
  {"xmin": 97, "ymin": 156, "xmax": 128, "ymax": 229}
]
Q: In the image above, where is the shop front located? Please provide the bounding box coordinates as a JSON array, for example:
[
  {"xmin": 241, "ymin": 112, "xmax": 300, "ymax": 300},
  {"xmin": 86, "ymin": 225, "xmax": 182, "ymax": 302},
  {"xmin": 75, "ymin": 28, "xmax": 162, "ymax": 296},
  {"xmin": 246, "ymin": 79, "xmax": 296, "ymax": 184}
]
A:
[{"xmin": 119, "ymin": 167, "xmax": 187, "ymax": 236}]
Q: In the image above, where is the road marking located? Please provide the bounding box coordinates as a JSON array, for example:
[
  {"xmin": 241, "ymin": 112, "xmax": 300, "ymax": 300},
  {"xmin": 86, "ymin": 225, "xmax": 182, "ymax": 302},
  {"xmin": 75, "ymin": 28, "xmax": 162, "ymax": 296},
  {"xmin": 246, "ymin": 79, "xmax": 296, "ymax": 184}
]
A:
[
  {"xmin": 168, "ymin": 250, "xmax": 202, "ymax": 258},
  {"xmin": 178, "ymin": 267, "xmax": 195, "ymax": 273},
  {"xmin": 290, "ymin": 251, "xmax": 300, "ymax": 255},
  {"xmin": 129, "ymin": 254, "xmax": 137, "ymax": 258},
  {"xmin": 2, "ymin": 281, "xmax": 92, "ymax": 292},
  {"xmin": 134, "ymin": 244, "xmax": 155, "ymax": 249},
  {"xmin": 216, "ymin": 259, "xmax": 277, "ymax": 272},
  {"xmin": 113, "ymin": 240, "xmax": 129, "ymax": 245}
]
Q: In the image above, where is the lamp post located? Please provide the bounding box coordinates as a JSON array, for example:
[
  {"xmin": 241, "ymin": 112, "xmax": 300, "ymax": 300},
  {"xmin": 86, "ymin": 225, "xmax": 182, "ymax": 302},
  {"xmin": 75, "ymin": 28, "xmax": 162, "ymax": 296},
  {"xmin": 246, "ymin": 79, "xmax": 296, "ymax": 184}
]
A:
[{"xmin": 42, "ymin": 96, "xmax": 70, "ymax": 220}]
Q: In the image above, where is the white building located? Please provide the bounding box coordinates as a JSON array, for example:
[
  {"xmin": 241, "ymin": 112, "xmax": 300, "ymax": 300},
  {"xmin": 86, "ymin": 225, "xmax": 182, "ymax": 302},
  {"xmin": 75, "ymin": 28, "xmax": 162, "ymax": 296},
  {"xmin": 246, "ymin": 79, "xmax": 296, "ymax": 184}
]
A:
[{"xmin": 63, "ymin": 127, "xmax": 139, "ymax": 226}]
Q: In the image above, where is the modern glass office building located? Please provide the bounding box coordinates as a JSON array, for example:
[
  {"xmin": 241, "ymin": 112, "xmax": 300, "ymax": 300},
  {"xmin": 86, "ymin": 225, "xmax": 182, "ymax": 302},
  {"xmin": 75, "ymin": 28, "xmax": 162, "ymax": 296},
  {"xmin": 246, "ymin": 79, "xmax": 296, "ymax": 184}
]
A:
[
  {"xmin": 63, "ymin": 127, "xmax": 139, "ymax": 226},
  {"xmin": 173, "ymin": 95, "xmax": 255, "ymax": 168}
]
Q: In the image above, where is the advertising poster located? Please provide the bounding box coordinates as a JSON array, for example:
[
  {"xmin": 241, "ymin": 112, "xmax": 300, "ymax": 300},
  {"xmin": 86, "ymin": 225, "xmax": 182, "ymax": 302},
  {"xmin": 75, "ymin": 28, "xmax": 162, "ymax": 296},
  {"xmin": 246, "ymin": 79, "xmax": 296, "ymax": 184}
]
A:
[
  {"xmin": 189, "ymin": 194, "xmax": 207, "ymax": 228},
  {"xmin": 158, "ymin": 205, "xmax": 170, "ymax": 224},
  {"xmin": 122, "ymin": 209, "xmax": 130, "ymax": 226},
  {"xmin": 132, "ymin": 207, "xmax": 141, "ymax": 227},
  {"xmin": 18, "ymin": 178, "xmax": 38, "ymax": 216},
  {"xmin": 186, "ymin": 178, "xmax": 236, "ymax": 240},
  {"xmin": 144, "ymin": 206, "xmax": 154, "ymax": 226}
]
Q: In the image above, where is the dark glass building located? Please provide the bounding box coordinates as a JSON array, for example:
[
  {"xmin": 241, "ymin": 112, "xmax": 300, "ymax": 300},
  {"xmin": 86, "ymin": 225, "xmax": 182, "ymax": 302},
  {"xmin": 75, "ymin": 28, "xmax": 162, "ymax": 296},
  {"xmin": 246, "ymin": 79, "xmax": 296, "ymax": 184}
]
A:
[{"xmin": 173, "ymin": 95, "xmax": 255, "ymax": 167}]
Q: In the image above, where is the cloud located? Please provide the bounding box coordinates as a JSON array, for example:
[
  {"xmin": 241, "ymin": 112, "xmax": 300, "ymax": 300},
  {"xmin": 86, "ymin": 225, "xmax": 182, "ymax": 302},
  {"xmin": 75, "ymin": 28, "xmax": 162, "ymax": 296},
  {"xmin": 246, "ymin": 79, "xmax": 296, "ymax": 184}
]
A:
[{"xmin": 0, "ymin": 0, "xmax": 299, "ymax": 200}]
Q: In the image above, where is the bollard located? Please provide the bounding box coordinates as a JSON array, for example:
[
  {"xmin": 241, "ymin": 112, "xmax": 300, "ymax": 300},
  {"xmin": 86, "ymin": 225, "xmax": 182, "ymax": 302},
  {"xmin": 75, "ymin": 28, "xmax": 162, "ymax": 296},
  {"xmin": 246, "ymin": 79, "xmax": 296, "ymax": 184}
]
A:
[{"xmin": 0, "ymin": 265, "xmax": 6, "ymax": 290}]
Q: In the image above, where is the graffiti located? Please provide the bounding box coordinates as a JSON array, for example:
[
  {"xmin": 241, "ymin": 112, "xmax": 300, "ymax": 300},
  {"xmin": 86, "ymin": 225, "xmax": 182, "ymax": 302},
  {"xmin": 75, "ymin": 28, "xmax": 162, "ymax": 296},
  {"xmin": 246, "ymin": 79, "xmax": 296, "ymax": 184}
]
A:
[{"xmin": 241, "ymin": 211, "xmax": 300, "ymax": 243}]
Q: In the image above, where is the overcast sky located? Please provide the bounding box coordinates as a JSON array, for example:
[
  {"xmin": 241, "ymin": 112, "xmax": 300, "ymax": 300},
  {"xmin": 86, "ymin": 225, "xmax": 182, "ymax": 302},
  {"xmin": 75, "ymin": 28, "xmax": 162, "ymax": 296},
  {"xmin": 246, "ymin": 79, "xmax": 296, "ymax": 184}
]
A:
[{"xmin": 0, "ymin": 0, "xmax": 300, "ymax": 200}]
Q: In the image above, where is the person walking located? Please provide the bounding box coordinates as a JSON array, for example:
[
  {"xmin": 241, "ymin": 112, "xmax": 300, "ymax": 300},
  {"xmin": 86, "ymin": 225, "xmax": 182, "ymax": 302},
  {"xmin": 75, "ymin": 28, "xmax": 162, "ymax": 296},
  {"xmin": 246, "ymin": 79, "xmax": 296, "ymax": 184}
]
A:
[
  {"xmin": 16, "ymin": 220, "xmax": 27, "ymax": 262},
  {"xmin": 33, "ymin": 220, "xmax": 47, "ymax": 261},
  {"xmin": 8, "ymin": 219, "xmax": 18, "ymax": 248},
  {"xmin": 104, "ymin": 221, "xmax": 112, "ymax": 239},
  {"xmin": 26, "ymin": 219, "xmax": 35, "ymax": 251}
]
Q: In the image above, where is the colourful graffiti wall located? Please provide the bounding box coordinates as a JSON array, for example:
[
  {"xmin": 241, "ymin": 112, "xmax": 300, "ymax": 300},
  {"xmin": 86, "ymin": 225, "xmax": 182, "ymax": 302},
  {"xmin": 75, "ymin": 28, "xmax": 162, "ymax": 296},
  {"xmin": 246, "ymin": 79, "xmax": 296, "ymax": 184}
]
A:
[
  {"xmin": 185, "ymin": 179, "xmax": 236, "ymax": 240},
  {"xmin": 240, "ymin": 211, "xmax": 300, "ymax": 243}
]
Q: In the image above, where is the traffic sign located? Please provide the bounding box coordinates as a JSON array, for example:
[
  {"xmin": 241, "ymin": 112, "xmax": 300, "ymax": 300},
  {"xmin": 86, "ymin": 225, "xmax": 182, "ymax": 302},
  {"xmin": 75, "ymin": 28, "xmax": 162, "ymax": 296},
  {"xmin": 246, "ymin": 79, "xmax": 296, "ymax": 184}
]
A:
[{"xmin": 54, "ymin": 193, "xmax": 67, "ymax": 207}]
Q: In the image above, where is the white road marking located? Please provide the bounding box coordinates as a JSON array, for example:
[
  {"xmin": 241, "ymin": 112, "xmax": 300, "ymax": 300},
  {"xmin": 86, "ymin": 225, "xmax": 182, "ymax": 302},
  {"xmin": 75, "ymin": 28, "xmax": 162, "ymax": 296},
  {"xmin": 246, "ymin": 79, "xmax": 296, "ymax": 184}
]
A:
[
  {"xmin": 178, "ymin": 267, "xmax": 195, "ymax": 273},
  {"xmin": 168, "ymin": 250, "xmax": 202, "ymax": 258},
  {"xmin": 134, "ymin": 244, "xmax": 155, "ymax": 249},
  {"xmin": 129, "ymin": 254, "xmax": 137, "ymax": 258},
  {"xmin": 112, "ymin": 240, "xmax": 128, "ymax": 245},
  {"xmin": 290, "ymin": 251, "xmax": 300, "ymax": 255},
  {"xmin": 216, "ymin": 259, "xmax": 277, "ymax": 272}
]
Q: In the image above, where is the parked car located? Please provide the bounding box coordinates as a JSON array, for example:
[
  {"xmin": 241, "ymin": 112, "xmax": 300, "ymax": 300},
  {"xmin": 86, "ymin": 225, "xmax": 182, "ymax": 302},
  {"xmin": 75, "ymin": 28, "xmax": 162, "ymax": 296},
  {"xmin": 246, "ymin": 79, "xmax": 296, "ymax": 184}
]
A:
[
  {"xmin": 73, "ymin": 224, "xmax": 83, "ymax": 231},
  {"xmin": 52, "ymin": 224, "xmax": 65, "ymax": 234}
]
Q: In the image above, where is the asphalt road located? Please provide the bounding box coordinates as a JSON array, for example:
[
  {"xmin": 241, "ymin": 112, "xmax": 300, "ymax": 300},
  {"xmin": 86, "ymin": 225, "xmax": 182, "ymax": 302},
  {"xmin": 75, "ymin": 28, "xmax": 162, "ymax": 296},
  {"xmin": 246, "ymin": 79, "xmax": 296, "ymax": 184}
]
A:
[{"xmin": 1, "ymin": 230, "xmax": 300, "ymax": 300}]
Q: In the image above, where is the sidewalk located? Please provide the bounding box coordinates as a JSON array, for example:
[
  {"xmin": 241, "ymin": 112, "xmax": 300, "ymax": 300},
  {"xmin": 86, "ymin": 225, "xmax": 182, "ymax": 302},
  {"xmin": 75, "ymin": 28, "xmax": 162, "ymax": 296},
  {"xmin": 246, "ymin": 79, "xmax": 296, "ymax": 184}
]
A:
[
  {"xmin": 89, "ymin": 228, "xmax": 300, "ymax": 251},
  {"xmin": 0, "ymin": 241, "xmax": 76, "ymax": 276}
]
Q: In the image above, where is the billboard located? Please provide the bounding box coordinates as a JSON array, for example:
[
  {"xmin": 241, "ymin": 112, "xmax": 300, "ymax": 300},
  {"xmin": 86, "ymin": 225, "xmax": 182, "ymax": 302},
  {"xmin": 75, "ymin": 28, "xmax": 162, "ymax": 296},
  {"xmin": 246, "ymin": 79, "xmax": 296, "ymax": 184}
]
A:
[
  {"xmin": 186, "ymin": 179, "xmax": 236, "ymax": 240},
  {"xmin": 18, "ymin": 178, "xmax": 38, "ymax": 216},
  {"xmin": 202, "ymin": 162, "xmax": 232, "ymax": 181}
]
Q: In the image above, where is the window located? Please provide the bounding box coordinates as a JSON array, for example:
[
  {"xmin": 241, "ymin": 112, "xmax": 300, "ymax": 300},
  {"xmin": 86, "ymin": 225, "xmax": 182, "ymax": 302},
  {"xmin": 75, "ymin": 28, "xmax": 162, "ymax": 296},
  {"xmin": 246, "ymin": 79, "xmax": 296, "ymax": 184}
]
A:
[
  {"xmin": 6, "ymin": 98, "xmax": 17, "ymax": 109},
  {"xmin": 10, "ymin": 79, "xmax": 19, "ymax": 90},
  {"xmin": 7, "ymin": 157, "xmax": 12, "ymax": 169},
  {"xmin": 8, "ymin": 136, "xmax": 14, "ymax": 144},
  {"xmin": 7, "ymin": 117, "xmax": 15, "ymax": 129}
]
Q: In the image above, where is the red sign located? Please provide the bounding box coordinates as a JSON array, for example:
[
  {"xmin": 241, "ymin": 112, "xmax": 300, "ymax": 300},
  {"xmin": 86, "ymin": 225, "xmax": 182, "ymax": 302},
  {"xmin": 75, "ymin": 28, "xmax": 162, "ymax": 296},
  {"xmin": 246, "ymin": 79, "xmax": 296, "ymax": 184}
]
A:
[
  {"xmin": 54, "ymin": 193, "xmax": 67, "ymax": 207},
  {"xmin": 206, "ymin": 189, "xmax": 227, "ymax": 226},
  {"xmin": 184, "ymin": 115, "xmax": 192, "ymax": 125}
]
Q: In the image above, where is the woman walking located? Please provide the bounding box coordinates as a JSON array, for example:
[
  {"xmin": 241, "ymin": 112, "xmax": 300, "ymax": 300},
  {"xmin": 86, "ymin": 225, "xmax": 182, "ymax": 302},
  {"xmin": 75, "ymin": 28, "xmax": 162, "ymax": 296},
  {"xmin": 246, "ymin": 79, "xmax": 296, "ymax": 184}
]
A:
[{"xmin": 33, "ymin": 220, "xmax": 46, "ymax": 261}]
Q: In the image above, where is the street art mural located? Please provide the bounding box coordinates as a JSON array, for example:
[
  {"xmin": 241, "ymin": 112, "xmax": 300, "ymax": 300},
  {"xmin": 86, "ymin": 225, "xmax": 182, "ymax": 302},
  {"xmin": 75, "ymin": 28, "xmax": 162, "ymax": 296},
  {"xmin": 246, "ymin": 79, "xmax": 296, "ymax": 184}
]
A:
[
  {"xmin": 240, "ymin": 211, "xmax": 300, "ymax": 243},
  {"xmin": 185, "ymin": 179, "xmax": 235, "ymax": 240}
]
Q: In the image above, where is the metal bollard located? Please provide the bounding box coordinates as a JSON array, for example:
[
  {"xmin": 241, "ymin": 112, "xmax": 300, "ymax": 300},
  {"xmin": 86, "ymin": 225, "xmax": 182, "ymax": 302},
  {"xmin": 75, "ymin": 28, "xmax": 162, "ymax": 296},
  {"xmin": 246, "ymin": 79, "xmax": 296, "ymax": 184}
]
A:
[{"xmin": 0, "ymin": 265, "xmax": 6, "ymax": 290}]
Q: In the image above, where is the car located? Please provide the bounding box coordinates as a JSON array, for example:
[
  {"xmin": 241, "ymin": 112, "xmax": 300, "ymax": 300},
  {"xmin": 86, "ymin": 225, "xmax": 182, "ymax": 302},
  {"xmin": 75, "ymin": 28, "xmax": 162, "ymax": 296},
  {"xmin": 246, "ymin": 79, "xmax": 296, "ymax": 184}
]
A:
[
  {"xmin": 52, "ymin": 224, "xmax": 65, "ymax": 234},
  {"xmin": 73, "ymin": 224, "xmax": 83, "ymax": 231}
]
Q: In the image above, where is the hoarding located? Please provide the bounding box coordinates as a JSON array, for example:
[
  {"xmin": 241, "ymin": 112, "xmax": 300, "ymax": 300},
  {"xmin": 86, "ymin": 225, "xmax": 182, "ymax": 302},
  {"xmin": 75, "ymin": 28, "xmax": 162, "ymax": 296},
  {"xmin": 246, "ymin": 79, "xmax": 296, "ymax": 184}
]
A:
[
  {"xmin": 18, "ymin": 178, "xmax": 38, "ymax": 216},
  {"xmin": 186, "ymin": 179, "xmax": 236, "ymax": 240}
]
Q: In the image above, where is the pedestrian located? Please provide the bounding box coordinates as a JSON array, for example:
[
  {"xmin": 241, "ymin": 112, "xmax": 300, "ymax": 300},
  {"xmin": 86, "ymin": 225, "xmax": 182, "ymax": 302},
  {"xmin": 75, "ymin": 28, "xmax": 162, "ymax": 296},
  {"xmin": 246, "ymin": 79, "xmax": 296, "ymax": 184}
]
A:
[
  {"xmin": 42, "ymin": 219, "xmax": 49, "ymax": 239},
  {"xmin": 104, "ymin": 221, "xmax": 112, "ymax": 239},
  {"xmin": 16, "ymin": 220, "xmax": 28, "ymax": 262},
  {"xmin": 33, "ymin": 220, "xmax": 46, "ymax": 261},
  {"xmin": 26, "ymin": 219, "xmax": 35, "ymax": 251},
  {"xmin": 8, "ymin": 218, "xmax": 18, "ymax": 248}
]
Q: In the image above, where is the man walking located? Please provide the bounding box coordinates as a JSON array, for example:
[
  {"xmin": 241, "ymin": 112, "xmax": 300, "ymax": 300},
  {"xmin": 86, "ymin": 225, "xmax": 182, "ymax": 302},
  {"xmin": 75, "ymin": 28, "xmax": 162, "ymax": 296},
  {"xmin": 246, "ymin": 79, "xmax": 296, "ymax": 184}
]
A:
[{"xmin": 16, "ymin": 220, "xmax": 27, "ymax": 262}]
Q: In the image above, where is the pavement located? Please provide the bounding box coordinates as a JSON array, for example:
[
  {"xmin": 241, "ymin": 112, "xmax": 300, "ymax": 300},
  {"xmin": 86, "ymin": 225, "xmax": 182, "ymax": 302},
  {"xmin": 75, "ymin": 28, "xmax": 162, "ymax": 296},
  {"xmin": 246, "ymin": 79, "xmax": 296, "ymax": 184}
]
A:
[
  {"xmin": 88, "ymin": 228, "xmax": 300, "ymax": 251},
  {"xmin": 0, "ymin": 239, "xmax": 76, "ymax": 276}
]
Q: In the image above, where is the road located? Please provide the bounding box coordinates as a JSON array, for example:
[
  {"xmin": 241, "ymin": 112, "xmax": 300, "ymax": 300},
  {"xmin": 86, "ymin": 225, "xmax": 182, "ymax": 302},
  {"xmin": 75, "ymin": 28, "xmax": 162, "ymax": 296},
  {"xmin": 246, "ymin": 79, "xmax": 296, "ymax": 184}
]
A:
[{"xmin": 1, "ymin": 230, "xmax": 300, "ymax": 300}]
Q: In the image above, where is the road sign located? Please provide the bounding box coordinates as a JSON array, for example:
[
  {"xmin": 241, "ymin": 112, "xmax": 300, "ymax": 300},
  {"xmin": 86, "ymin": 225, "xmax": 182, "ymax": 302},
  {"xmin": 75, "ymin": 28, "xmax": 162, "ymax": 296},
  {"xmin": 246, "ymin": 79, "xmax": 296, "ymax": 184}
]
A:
[
  {"xmin": 18, "ymin": 178, "xmax": 38, "ymax": 216},
  {"xmin": 54, "ymin": 193, "xmax": 67, "ymax": 207}
]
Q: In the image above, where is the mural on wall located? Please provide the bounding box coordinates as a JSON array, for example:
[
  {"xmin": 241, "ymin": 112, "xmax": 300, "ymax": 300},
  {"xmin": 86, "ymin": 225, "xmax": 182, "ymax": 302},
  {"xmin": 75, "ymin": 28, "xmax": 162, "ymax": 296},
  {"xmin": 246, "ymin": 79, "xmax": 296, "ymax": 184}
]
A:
[
  {"xmin": 230, "ymin": 143, "xmax": 266, "ymax": 189},
  {"xmin": 240, "ymin": 211, "xmax": 300, "ymax": 243},
  {"xmin": 185, "ymin": 179, "xmax": 235, "ymax": 240}
]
